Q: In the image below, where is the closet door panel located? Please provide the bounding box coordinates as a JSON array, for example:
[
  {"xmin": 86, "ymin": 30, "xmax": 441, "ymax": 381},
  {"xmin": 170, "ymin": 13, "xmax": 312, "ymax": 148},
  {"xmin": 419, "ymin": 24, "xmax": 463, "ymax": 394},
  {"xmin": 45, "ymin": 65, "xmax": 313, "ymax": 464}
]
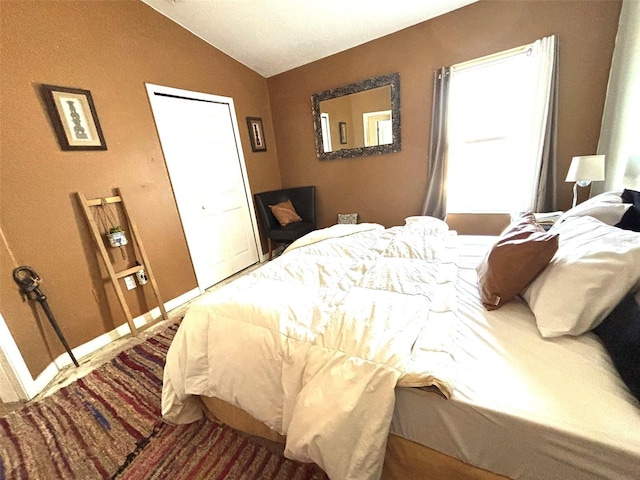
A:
[{"xmin": 146, "ymin": 85, "xmax": 259, "ymax": 290}]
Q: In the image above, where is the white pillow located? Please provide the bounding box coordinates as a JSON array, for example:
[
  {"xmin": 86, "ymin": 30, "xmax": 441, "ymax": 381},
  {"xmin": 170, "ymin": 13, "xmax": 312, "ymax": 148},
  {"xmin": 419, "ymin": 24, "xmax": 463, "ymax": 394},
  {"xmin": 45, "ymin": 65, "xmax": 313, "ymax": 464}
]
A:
[
  {"xmin": 522, "ymin": 216, "xmax": 640, "ymax": 337},
  {"xmin": 556, "ymin": 191, "xmax": 631, "ymax": 226}
]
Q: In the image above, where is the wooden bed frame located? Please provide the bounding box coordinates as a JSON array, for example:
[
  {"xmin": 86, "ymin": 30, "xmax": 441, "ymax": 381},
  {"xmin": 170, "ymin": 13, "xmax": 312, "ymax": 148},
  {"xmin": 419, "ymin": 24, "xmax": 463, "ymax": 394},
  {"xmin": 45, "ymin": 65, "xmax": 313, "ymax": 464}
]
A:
[{"xmin": 200, "ymin": 395, "xmax": 508, "ymax": 480}]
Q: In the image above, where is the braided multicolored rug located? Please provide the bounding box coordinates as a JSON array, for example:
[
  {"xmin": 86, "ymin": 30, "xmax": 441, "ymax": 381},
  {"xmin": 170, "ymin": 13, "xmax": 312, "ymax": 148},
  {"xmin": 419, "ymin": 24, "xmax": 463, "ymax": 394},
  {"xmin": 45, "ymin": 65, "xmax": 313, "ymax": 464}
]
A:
[{"xmin": 0, "ymin": 322, "xmax": 328, "ymax": 480}]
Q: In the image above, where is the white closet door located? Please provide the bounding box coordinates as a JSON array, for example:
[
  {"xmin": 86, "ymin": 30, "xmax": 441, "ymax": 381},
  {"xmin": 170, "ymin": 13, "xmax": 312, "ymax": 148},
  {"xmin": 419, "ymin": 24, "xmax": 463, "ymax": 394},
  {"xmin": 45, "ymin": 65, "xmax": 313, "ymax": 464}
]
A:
[{"xmin": 146, "ymin": 85, "xmax": 259, "ymax": 290}]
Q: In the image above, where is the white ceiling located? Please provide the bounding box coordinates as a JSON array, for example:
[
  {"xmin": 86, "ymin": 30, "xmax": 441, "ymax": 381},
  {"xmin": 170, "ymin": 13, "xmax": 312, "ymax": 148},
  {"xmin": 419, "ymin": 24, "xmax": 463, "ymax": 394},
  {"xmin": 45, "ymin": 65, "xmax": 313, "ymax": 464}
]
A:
[{"xmin": 141, "ymin": 0, "xmax": 478, "ymax": 78}]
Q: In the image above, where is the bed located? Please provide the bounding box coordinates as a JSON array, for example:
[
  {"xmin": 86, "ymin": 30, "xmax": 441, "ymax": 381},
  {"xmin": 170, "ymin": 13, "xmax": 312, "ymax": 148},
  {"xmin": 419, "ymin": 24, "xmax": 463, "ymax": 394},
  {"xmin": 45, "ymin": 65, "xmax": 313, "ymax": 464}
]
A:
[{"xmin": 162, "ymin": 191, "xmax": 640, "ymax": 480}]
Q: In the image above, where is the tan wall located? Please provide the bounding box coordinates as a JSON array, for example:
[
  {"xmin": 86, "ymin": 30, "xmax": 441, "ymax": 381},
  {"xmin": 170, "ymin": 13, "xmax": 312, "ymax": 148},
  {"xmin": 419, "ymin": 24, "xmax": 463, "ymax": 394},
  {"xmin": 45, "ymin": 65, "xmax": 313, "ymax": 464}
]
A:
[
  {"xmin": 350, "ymin": 87, "xmax": 391, "ymax": 148},
  {"xmin": 322, "ymin": 96, "xmax": 355, "ymax": 149},
  {"xmin": 322, "ymin": 86, "xmax": 391, "ymax": 150},
  {"xmin": 0, "ymin": 0, "xmax": 281, "ymax": 377},
  {"xmin": 267, "ymin": 0, "xmax": 622, "ymax": 229}
]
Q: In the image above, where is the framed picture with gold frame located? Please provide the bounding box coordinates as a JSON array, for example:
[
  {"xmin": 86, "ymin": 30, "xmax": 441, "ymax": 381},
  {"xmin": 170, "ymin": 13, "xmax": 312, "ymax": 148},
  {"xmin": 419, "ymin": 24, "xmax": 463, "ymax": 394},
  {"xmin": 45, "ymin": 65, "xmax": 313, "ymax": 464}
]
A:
[
  {"xmin": 41, "ymin": 84, "xmax": 107, "ymax": 151},
  {"xmin": 246, "ymin": 117, "xmax": 267, "ymax": 152}
]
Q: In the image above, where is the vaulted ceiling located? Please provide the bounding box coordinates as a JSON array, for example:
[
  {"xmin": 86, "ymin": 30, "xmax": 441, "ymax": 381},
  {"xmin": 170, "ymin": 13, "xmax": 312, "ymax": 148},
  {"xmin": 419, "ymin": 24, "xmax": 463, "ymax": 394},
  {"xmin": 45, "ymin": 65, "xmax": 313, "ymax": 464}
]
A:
[{"xmin": 141, "ymin": 0, "xmax": 478, "ymax": 77}]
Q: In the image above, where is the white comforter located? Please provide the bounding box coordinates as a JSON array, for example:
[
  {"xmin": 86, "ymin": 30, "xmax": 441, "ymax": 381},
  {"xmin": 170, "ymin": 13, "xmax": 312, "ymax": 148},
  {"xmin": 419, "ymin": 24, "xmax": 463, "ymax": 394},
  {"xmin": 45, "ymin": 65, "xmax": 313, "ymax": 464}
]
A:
[{"xmin": 162, "ymin": 217, "xmax": 459, "ymax": 480}]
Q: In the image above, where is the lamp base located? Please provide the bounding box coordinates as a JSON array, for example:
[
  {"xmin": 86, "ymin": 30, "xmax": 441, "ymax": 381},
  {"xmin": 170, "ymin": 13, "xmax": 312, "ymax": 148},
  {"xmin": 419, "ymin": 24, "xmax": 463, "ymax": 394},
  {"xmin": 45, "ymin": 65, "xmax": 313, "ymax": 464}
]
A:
[{"xmin": 572, "ymin": 181, "xmax": 592, "ymax": 208}]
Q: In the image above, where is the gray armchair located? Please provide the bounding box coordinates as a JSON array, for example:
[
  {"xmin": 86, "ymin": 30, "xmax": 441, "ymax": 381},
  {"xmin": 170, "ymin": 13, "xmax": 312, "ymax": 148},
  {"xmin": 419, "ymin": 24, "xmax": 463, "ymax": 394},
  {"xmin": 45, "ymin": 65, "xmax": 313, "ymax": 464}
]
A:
[{"xmin": 254, "ymin": 186, "xmax": 316, "ymax": 260}]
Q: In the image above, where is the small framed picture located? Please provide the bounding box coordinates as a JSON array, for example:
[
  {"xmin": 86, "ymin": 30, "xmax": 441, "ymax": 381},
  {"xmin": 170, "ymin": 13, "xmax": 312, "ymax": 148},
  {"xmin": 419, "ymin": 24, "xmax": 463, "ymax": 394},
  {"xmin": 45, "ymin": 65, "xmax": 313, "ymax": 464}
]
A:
[
  {"xmin": 246, "ymin": 117, "xmax": 267, "ymax": 152},
  {"xmin": 40, "ymin": 85, "xmax": 107, "ymax": 151},
  {"xmin": 339, "ymin": 122, "xmax": 347, "ymax": 144}
]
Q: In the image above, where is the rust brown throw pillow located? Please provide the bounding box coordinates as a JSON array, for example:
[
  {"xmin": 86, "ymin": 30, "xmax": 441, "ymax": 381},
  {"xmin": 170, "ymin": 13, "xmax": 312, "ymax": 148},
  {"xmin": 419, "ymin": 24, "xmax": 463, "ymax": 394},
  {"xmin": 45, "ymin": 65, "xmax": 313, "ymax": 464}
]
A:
[
  {"xmin": 269, "ymin": 199, "xmax": 302, "ymax": 227},
  {"xmin": 476, "ymin": 211, "xmax": 559, "ymax": 310}
]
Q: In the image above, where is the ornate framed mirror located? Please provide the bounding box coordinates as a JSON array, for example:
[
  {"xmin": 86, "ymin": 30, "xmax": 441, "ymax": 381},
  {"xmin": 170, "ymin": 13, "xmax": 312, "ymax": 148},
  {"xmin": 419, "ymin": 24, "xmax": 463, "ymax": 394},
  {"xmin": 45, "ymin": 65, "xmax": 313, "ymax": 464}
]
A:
[{"xmin": 311, "ymin": 72, "xmax": 401, "ymax": 161}]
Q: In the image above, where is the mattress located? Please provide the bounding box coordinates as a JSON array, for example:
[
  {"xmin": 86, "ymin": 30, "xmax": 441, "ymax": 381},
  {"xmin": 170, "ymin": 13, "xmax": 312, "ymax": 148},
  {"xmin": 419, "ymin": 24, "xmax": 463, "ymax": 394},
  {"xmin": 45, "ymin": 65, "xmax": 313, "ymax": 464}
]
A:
[{"xmin": 390, "ymin": 235, "xmax": 640, "ymax": 480}]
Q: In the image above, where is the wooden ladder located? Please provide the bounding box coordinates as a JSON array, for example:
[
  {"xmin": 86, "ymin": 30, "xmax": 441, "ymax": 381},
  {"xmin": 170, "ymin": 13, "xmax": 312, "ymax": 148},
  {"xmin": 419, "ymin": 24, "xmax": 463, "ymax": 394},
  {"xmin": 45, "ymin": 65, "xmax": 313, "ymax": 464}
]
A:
[{"xmin": 77, "ymin": 188, "xmax": 168, "ymax": 335}]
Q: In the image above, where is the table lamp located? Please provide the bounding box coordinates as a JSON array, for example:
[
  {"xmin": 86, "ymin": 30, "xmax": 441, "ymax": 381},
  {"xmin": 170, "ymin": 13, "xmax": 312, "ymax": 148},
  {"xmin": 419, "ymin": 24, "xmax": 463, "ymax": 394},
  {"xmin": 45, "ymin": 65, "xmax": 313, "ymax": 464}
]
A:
[{"xmin": 565, "ymin": 155, "xmax": 605, "ymax": 208}]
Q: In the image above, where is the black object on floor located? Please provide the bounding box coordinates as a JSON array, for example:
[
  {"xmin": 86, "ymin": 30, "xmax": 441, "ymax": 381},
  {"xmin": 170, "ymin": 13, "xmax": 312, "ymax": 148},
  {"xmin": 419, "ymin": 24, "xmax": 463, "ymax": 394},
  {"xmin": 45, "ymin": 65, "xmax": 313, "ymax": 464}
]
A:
[{"xmin": 13, "ymin": 265, "xmax": 79, "ymax": 367}]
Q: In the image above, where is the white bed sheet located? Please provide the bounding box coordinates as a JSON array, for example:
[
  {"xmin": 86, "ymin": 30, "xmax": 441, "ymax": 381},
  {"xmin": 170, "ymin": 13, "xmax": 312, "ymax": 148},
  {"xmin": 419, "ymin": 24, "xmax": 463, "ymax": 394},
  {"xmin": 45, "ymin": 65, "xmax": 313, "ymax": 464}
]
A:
[{"xmin": 390, "ymin": 235, "xmax": 640, "ymax": 480}]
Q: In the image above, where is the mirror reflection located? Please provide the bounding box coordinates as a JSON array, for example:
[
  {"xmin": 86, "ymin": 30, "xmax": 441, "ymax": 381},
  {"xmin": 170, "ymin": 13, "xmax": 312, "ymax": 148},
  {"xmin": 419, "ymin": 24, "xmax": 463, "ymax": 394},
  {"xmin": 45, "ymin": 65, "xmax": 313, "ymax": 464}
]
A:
[{"xmin": 312, "ymin": 73, "xmax": 400, "ymax": 161}]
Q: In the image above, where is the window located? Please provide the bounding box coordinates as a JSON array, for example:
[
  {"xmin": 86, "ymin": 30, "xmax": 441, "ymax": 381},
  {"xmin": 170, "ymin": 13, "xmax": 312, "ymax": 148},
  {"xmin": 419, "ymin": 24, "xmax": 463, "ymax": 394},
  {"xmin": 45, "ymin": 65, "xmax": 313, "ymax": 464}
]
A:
[
  {"xmin": 362, "ymin": 110, "xmax": 392, "ymax": 146},
  {"xmin": 445, "ymin": 38, "xmax": 556, "ymax": 213}
]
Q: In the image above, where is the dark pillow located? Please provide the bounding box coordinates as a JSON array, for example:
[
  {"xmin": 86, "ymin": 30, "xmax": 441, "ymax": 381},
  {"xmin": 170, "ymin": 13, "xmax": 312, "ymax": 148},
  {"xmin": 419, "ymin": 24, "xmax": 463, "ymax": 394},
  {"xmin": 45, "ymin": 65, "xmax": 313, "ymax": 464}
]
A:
[
  {"xmin": 621, "ymin": 188, "xmax": 640, "ymax": 206},
  {"xmin": 593, "ymin": 291, "xmax": 640, "ymax": 402},
  {"xmin": 616, "ymin": 205, "xmax": 640, "ymax": 232}
]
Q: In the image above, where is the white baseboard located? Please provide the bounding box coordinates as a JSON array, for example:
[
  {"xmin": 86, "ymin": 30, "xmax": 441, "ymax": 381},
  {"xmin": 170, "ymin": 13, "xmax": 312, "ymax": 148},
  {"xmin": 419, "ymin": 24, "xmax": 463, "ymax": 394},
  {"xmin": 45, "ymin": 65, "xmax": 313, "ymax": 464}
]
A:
[
  {"xmin": 0, "ymin": 287, "xmax": 200, "ymax": 401},
  {"xmin": 0, "ymin": 312, "xmax": 32, "ymax": 402},
  {"xmin": 0, "ymin": 347, "xmax": 26, "ymax": 403}
]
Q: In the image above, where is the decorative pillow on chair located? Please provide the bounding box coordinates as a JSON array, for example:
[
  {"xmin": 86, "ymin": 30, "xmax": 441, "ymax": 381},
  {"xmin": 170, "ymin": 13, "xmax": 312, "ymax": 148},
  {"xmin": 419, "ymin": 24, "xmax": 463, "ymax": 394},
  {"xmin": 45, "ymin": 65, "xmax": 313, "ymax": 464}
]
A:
[
  {"xmin": 476, "ymin": 211, "xmax": 559, "ymax": 310},
  {"xmin": 269, "ymin": 199, "xmax": 302, "ymax": 226},
  {"xmin": 593, "ymin": 290, "xmax": 640, "ymax": 402},
  {"xmin": 522, "ymin": 216, "xmax": 640, "ymax": 337},
  {"xmin": 556, "ymin": 191, "xmax": 631, "ymax": 226}
]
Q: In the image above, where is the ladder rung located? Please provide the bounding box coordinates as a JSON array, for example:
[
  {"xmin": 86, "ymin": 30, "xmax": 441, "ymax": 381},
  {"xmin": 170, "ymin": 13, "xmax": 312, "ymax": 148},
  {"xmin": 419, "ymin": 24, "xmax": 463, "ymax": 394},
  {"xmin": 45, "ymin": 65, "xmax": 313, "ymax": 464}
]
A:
[
  {"xmin": 86, "ymin": 195, "xmax": 122, "ymax": 207},
  {"xmin": 115, "ymin": 266, "xmax": 143, "ymax": 279}
]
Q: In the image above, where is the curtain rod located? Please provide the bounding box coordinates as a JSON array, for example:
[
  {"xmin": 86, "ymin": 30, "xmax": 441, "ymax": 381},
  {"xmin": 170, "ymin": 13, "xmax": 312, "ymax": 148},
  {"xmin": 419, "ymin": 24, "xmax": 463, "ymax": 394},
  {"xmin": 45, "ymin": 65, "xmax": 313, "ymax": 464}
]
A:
[{"xmin": 451, "ymin": 42, "xmax": 532, "ymax": 73}]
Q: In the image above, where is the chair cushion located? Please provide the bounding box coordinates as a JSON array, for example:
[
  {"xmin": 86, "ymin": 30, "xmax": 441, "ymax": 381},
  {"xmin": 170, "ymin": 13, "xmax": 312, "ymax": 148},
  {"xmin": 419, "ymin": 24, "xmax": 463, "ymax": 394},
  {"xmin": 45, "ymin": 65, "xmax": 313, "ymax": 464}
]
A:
[
  {"xmin": 269, "ymin": 222, "xmax": 315, "ymax": 243},
  {"xmin": 269, "ymin": 199, "xmax": 302, "ymax": 226}
]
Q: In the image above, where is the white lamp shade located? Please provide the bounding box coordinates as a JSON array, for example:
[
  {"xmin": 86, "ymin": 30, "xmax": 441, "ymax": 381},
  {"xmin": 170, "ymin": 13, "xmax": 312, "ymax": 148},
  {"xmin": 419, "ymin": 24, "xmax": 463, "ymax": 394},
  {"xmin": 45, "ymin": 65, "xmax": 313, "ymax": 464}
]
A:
[{"xmin": 565, "ymin": 155, "xmax": 605, "ymax": 182}]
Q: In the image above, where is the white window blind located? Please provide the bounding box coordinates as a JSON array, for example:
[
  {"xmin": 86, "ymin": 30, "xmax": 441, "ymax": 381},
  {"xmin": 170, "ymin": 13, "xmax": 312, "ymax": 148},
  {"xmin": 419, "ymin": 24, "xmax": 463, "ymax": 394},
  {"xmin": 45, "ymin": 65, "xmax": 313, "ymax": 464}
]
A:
[{"xmin": 446, "ymin": 37, "xmax": 556, "ymax": 213}]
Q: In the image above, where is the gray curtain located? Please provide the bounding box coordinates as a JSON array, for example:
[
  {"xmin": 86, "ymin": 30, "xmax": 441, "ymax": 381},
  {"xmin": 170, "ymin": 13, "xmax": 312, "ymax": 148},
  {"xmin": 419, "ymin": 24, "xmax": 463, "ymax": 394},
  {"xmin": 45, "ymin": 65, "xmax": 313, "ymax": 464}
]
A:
[
  {"xmin": 534, "ymin": 35, "xmax": 560, "ymax": 212},
  {"xmin": 421, "ymin": 67, "xmax": 450, "ymax": 219}
]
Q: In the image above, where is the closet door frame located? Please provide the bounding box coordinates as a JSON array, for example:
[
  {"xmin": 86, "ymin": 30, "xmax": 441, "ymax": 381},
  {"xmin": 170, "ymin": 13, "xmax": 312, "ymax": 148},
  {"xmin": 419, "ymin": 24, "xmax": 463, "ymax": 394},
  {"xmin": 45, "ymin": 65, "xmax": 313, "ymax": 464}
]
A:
[{"xmin": 145, "ymin": 83, "xmax": 262, "ymax": 292}]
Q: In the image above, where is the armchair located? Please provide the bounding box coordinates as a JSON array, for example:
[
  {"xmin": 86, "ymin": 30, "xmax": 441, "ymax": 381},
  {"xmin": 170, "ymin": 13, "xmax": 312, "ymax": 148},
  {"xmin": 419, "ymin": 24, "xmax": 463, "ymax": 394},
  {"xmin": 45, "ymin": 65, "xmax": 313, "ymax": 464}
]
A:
[{"xmin": 254, "ymin": 186, "xmax": 317, "ymax": 260}]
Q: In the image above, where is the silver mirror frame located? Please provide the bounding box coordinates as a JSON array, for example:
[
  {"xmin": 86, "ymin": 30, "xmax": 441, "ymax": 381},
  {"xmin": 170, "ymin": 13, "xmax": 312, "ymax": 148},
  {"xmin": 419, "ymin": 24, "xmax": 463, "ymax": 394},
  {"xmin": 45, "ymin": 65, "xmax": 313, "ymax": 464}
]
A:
[{"xmin": 311, "ymin": 72, "xmax": 401, "ymax": 161}]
